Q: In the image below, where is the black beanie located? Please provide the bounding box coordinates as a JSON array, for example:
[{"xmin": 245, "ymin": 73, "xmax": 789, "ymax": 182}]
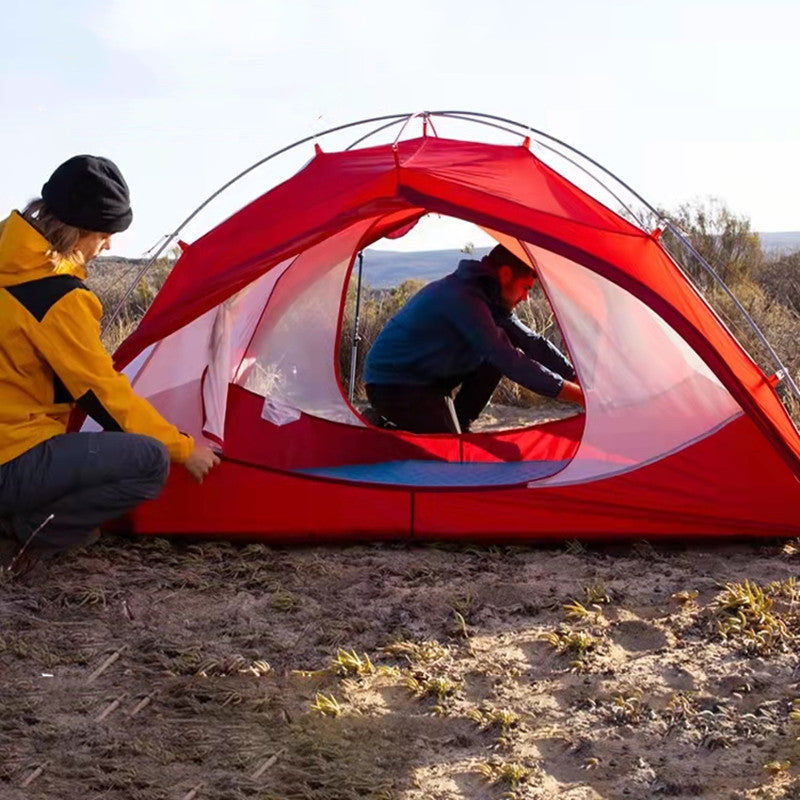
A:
[{"xmin": 41, "ymin": 155, "xmax": 133, "ymax": 233}]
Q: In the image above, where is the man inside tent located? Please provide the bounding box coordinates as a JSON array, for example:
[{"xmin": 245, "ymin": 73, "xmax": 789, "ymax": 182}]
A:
[
  {"xmin": 364, "ymin": 244, "xmax": 583, "ymax": 433},
  {"xmin": 0, "ymin": 155, "xmax": 220, "ymax": 575}
]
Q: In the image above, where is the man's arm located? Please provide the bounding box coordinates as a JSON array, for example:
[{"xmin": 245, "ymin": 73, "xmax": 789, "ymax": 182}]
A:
[
  {"xmin": 443, "ymin": 290, "xmax": 572, "ymax": 398},
  {"xmin": 502, "ymin": 314, "xmax": 576, "ymax": 381}
]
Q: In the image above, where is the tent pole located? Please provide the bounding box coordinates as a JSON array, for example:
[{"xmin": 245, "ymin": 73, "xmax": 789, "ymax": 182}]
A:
[
  {"xmin": 663, "ymin": 221, "xmax": 800, "ymax": 402},
  {"xmin": 348, "ymin": 252, "xmax": 365, "ymax": 403},
  {"xmin": 104, "ymin": 109, "xmax": 650, "ymax": 334},
  {"xmin": 102, "ymin": 113, "xmax": 413, "ymax": 333},
  {"xmin": 104, "ymin": 109, "xmax": 796, "ymax": 408}
]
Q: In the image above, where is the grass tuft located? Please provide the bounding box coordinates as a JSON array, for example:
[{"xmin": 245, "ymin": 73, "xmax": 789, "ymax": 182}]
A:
[
  {"xmin": 382, "ymin": 639, "xmax": 449, "ymax": 666},
  {"xmin": 330, "ymin": 648, "xmax": 375, "ymax": 678},
  {"xmin": 543, "ymin": 628, "xmax": 602, "ymax": 673},
  {"xmin": 310, "ymin": 692, "xmax": 343, "ymax": 717},
  {"xmin": 712, "ymin": 579, "xmax": 798, "ymax": 655},
  {"xmin": 476, "ymin": 757, "xmax": 538, "ymax": 793}
]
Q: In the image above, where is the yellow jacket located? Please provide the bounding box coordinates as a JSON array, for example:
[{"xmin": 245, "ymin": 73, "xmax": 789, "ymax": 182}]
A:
[{"xmin": 0, "ymin": 211, "xmax": 193, "ymax": 465}]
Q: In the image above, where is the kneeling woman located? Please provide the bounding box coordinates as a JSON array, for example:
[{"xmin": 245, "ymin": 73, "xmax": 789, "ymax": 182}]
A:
[{"xmin": 0, "ymin": 155, "xmax": 219, "ymax": 569}]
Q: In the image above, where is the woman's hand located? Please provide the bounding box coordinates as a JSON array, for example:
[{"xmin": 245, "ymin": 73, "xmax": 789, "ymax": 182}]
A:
[{"xmin": 184, "ymin": 444, "xmax": 221, "ymax": 483}]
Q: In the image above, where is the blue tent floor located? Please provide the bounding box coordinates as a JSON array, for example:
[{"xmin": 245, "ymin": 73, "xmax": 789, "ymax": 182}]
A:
[{"xmin": 298, "ymin": 459, "xmax": 569, "ymax": 487}]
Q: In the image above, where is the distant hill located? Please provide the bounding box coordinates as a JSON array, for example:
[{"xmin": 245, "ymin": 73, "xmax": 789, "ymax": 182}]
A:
[
  {"xmin": 359, "ymin": 247, "xmax": 491, "ymax": 288},
  {"xmin": 361, "ymin": 233, "xmax": 800, "ymax": 288},
  {"xmin": 758, "ymin": 232, "xmax": 800, "ymax": 254}
]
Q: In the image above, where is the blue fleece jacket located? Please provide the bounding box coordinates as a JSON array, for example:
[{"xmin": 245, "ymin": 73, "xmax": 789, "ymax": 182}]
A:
[{"xmin": 363, "ymin": 258, "xmax": 575, "ymax": 397}]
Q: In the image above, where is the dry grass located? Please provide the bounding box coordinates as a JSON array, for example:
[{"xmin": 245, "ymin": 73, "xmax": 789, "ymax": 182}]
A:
[{"xmin": 2, "ymin": 535, "xmax": 800, "ymax": 799}]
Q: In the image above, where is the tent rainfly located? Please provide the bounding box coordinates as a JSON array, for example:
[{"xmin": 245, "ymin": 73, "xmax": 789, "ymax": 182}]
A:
[{"xmin": 104, "ymin": 112, "xmax": 800, "ymax": 541}]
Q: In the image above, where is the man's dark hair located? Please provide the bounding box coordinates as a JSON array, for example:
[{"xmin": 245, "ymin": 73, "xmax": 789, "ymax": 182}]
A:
[{"xmin": 483, "ymin": 244, "xmax": 536, "ymax": 279}]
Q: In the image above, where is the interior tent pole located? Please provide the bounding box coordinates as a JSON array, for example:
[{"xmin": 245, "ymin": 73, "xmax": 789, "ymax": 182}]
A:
[{"xmin": 348, "ymin": 251, "xmax": 365, "ymax": 403}]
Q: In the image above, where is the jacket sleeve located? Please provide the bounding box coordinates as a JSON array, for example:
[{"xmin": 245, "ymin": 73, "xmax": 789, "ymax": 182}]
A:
[
  {"xmin": 34, "ymin": 287, "xmax": 194, "ymax": 463},
  {"xmin": 501, "ymin": 314, "xmax": 576, "ymax": 382},
  {"xmin": 442, "ymin": 291, "xmax": 568, "ymax": 398}
]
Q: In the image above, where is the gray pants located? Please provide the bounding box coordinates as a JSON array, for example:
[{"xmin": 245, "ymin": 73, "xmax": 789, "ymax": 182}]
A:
[{"xmin": 0, "ymin": 432, "xmax": 170, "ymax": 549}]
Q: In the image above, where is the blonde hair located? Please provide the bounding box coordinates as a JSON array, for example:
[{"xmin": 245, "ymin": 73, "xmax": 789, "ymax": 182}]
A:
[{"xmin": 22, "ymin": 199, "xmax": 86, "ymax": 265}]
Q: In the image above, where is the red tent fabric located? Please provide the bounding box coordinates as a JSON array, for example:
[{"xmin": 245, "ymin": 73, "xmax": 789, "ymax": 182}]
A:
[{"xmin": 112, "ymin": 134, "xmax": 800, "ymax": 540}]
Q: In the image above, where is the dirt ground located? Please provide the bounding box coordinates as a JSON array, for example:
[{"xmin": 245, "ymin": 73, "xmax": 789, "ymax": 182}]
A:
[{"xmin": 2, "ymin": 530, "xmax": 800, "ymax": 800}]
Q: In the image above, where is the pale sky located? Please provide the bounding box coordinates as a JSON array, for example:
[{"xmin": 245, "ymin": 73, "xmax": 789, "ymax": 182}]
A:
[{"xmin": 2, "ymin": 0, "xmax": 799, "ymax": 257}]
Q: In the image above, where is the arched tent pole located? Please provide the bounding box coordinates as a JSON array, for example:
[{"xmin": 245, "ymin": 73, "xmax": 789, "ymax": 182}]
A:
[
  {"xmin": 102, "ymin": 112, "xmax": 416, "ymax": 332},
  {"xmin": 434, "ymin": 110, "xmax": 663, "ymax": 220},
  {"xmin": 344, "ymin": 113, "xmax": 439, "ymax": 151},
  {"xmin": 663, "ymin": 220, "xmax": 800, "ymax": 400},
  {"xmin": 345, "ymin": 118, "xmax": 412, "ymax": 151},
  {"xmin": 342, "ymin": 109, "xmax": 659, "ymax": 231},
  {"xmin": 391, "ymin": 111, "xmax": 430, "ymax": 146},
  {"xmin": 434, "ymin": 112, "xmax": 653, "ymax": 229},
  {"xmin": 102, "ymin": 109, "xmax": 799, "ymax": 405}
]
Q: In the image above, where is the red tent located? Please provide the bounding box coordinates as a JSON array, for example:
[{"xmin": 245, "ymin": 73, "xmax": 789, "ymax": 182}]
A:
[{"xmin": 110, "ymin": 114, "xmax": 800, "ymax": 541}]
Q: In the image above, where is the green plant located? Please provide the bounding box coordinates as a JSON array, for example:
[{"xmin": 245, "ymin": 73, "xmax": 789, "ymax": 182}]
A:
[
  {"xmin": 57, "ymin": 585, "xmax": 108, "ymax": 608},
  {"xmin": 404, "ymin": 674, "xmax": 459, "ymax": 708},
  {"xmin": 270, "ymin": 591, "xmax": 301, "ymax": 611},
  {"xmin": 450, "ymin": 609, "xmax": 471, "ymax": 640},
  {"xmin": 563, "ymin": 600, "xmax": 598, "ymax": 621},
  {"xmin": 584, "ymin": 581, "xmax": 612, "ymax": 605},
  {"xmin": 665, "ymin": 692, "xmax": 698, "ymax": 721},
  {"xmin": 466, "ymin": 705, "xmax": 521, "ymax": 745},
  {"xmin": 564, "ymin": 539, "xmax": 586, "ymax": 555},
  {"xmin": 330, "ymin": 649, "xmax": 375, "ymax": 677},
  {"xmin": 782, "ymin": 539, "xmax": 800, "ymax": 558},
  {"xmin": 610, "ymin": 690, "xmax": 645, "ymax": 724},
  {"xmin": 311, "ymin": 692, "xmax": 343, "ymax": 717},
  {"xmin": 543, "ymin": 627, "xmax": 602, "ymax": 672},
  {"xmin": 476, "ymin": 757, "xmax": 538, "ymax": 792},
  {"xmin": 713, "ymin": 579, "xmax": 798, "ymax": 655}
]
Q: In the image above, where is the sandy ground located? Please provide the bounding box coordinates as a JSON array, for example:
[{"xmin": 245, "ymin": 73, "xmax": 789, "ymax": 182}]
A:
[
  {"xmin": 2, "ymin": 531, "xmax": 799, "ymax": 800},
  {"xmin": 2, "ymin": 396, "xmax": 799, "ymax": 800}
]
